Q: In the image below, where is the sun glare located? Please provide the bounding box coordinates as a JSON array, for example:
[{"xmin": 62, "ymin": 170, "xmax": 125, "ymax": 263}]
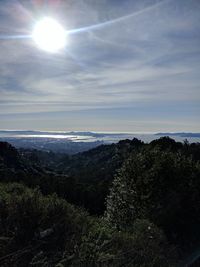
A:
[{"xmin": 32, "ymin": 17, "xmax": 67, "ymax": 53}]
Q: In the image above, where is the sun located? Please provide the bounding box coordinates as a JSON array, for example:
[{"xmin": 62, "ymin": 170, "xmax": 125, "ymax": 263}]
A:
[{"xmin": 32, "ymin": 17, "xmax": 67, "ymax": 53}]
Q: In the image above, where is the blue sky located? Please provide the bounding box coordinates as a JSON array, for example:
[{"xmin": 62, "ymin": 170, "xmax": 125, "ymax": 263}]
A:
[{"xmin": 0, "ymin": 0, "xmax": 199, "ymax": 132}]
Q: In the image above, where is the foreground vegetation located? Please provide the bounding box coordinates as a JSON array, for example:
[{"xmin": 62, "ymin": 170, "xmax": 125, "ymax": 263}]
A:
[{"xmin": 0, "ymin": 137, "xmax": 200, "ymax": 266}]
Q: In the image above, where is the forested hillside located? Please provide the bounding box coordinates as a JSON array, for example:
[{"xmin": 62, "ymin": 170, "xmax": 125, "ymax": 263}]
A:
[{"xmin": 0, "ymin": 137, "xmax": 200, "ymax": 266}]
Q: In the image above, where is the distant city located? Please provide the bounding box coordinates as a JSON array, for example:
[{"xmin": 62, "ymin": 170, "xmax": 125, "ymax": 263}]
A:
[{"xmin": 0, "ymin": 130, "xmax": 199, "ymax": 154}]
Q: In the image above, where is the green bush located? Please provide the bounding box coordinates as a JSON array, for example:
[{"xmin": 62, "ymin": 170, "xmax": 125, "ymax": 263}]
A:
[{"xmin": 0, "ymin": 183, "xmax": 90, "ymax": 266}]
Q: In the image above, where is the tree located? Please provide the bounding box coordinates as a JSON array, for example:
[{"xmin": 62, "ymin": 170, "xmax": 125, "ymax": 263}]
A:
[{"xmin": 106, "ymin": 149, "xmax": 200, "ymax": 244}]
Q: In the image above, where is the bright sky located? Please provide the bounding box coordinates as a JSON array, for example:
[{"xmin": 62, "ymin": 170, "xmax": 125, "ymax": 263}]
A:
[{"xmin": 0, "ymin": 0, "xmax": 199, "ymax": 132}]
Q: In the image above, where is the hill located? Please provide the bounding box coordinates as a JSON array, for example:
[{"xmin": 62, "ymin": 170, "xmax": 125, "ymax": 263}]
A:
[{"xmin": 1, "ymin": 137, "xmax": 200, "ymax": 266}]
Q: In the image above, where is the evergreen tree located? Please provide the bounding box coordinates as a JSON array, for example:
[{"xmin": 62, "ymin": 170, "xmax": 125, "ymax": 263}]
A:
[{"xmin": 106, "ymin": 149, "xmax": 200, "ymax": 244}]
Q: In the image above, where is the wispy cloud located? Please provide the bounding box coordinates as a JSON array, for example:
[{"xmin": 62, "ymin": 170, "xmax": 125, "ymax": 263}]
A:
[{"xmin": 0, "ymin": 0, "xmax": 199, "ymax": 131}]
